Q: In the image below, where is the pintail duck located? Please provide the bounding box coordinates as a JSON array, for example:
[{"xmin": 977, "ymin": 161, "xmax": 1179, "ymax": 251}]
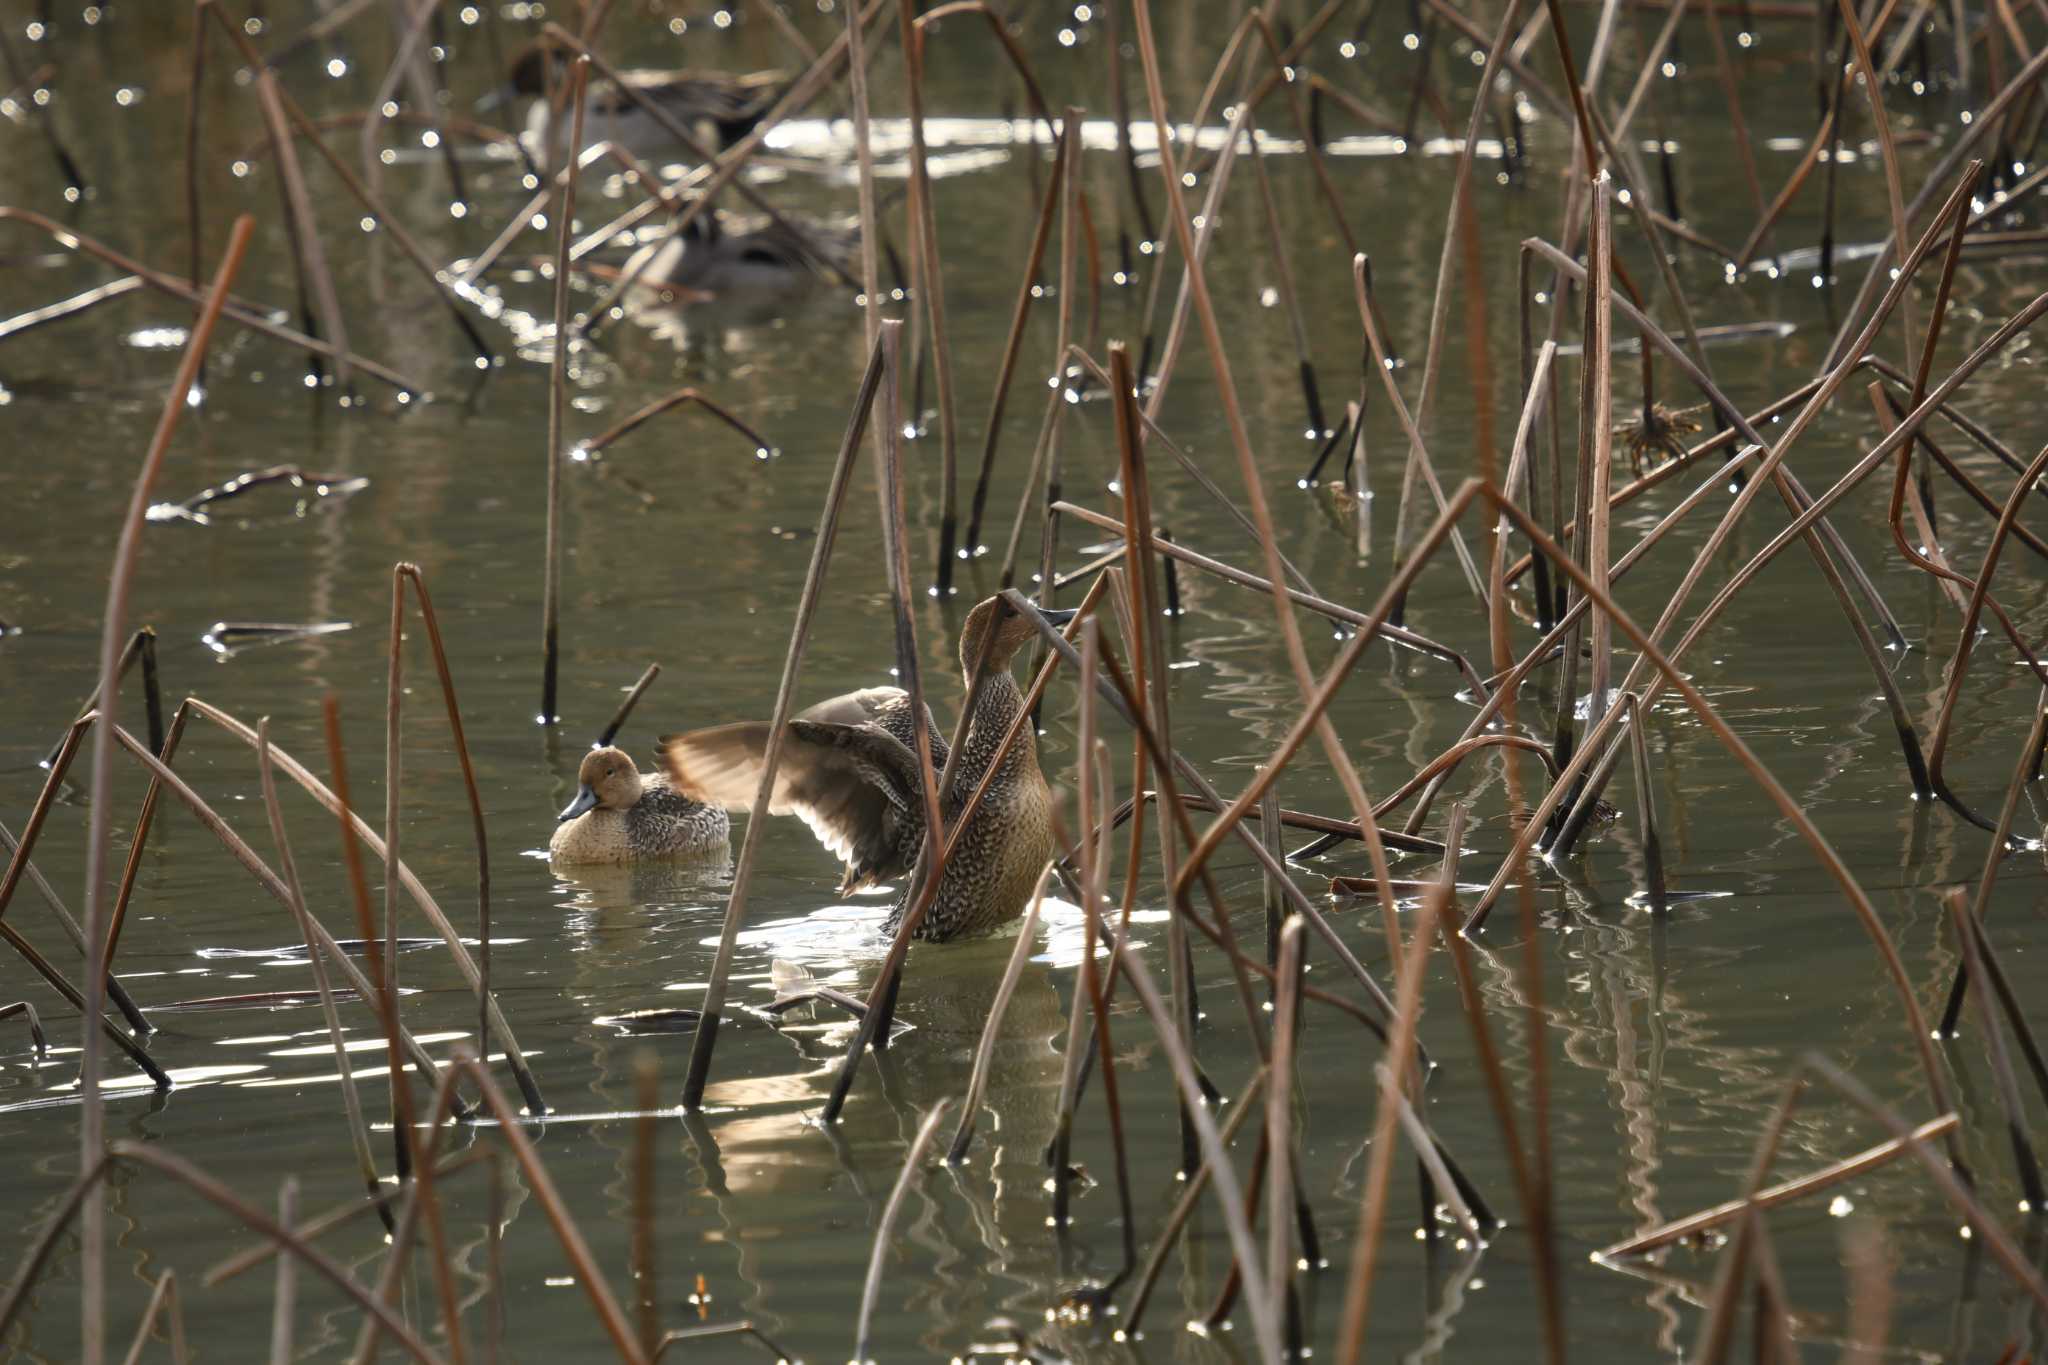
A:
[
  {"xmin": 551, "ymin": 746, "xmax": 729, "ymax": 864},
  {"xmin": 659, "ymin": 597, "xmax": 1072, "ymax": 942},
  {"xmin": 509, "ymin": 42, "xmax": 785, "ymax": 162},
  {"xmin": 621, "ymin": 208, "xmax": 858, "ymax": 300}
]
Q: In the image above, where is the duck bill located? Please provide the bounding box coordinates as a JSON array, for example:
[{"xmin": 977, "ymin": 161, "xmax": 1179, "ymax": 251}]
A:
[
  {"xmin": 558, "ymin": 784, "xmax": 598, "ymax": 823},
  {"xmin": 1036, "ymin": 606, "xmax": 1079, "ymax": 627}
]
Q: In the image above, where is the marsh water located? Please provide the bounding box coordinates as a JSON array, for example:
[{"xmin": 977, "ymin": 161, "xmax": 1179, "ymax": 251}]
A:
[{"xmin": 3, "ymin": 3, "xmax": 2047, "ymax": 1360}]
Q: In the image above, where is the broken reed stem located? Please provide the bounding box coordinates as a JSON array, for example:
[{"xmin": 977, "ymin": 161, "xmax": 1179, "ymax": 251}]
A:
[
  {"xmin": 0, "ymin": 208, "xmax": 426, "ymax": 394},
  {"xmin": 599, "ymin": 664, "xmax": 661, "ymax": 748},
  {"xmin": 683, "ymin": 326, "xmax": 890, "ymax": 1110},
  {"xmin": 853, "ymin": 1101, "xmax": 949, "ymax": 1363},
  {"xmin": 76, "ymin": 211, "xmax": 252, "ymax": 1365},
  {"xmin": 960, "ymin": 118, "xmax": 1068, "ymax": 561},
  {"xmin": 944, "ymin": 871, "xmax": 1050, "ymax": 1163},
  {"xmin": 254, "ymin": 71, "xmax": 351, "ymax": 398},
  {"xmin": 895, "ymin": 0, "xmax": 962, "ymax": 596},
  {"xmin": 1940, "ymin": 686, "xmax": 2048, "ymax": 1032},
  {"xmin": 576, "ymin": 389, "xmax": 777, "ymax": 463},
  {"xmin": 632, "ymin": 1052, "xmax": 662, "ymax": 1357},
  {"xmin": 268, "ymin": 1180, "xmax": 296, "ymax": 1365},
  {"xmin": 178, "ymin": 699, "xmax": 541, "ymax": 1112},
  {"xmin": 539, "ymin": 57, "xmax": 588, "ymax": 728},
  {"xmin": 1944, "ymin": 890, "xmax": 2046, "ymax": 1207},
  {"xmin": 256, "ymin": 719, "xmax": 383, "ymax": 1217},
  {"xmin": 1599, "ymin": 1113, "xmax": 1960, "ymax": 1258},
  {"xmin": 1332, "ymin": 807, "xmax": 1461, "ymax": 1365}
]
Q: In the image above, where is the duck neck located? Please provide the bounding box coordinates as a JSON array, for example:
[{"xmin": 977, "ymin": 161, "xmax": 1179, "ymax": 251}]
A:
[{"xmin": 961, "ymin": 666, "xmax": 1034, "ymax": 783}]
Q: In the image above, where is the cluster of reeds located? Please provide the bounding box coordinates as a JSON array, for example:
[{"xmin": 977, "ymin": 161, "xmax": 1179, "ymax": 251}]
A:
[{"xmin": 5, "ymin": 0, "xmax": 2048, "ymax": 1360}]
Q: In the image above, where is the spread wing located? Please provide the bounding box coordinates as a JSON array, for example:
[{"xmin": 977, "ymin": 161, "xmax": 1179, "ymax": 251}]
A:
[
  {"xmin": 800, "ymin": 687, "xmax": 948, "ymax": 768},
  {"xmin": 659, "ymin": 714, "xmax": 926, "ymax": 886}
]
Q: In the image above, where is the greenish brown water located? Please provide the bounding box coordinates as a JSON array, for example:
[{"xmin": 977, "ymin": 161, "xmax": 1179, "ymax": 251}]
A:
[{"xmin": 3, "ymin": 3, "xmax": 2047, "ymax": 1361}]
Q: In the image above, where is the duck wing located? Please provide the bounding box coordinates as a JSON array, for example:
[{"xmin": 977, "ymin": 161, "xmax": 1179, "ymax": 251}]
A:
[
  {"xmin": 659, "ymin": 711, "xmax": 931, "ymax": 892},
  {"xmin": 798, "ymin": 686, "xmax": 948, "ymax": 768}
]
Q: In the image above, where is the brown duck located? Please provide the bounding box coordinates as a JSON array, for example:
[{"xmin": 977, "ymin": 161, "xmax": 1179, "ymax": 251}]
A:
[{"xmin": 659, "ymin": 597, "xmax": 1071, "ymax": 942}]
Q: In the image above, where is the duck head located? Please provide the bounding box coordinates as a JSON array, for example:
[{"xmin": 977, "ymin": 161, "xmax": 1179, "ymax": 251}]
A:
[
  {"xmin": 957, "ymin": 596, "xmax": 1077, "ymax": 677},
  {"xmin": 506, "ymin": 40, "xmax": 566, "ymax": 98},
  {"xmin": 559, "ymin": 746, "xmax": 645, "ymax": 822}
]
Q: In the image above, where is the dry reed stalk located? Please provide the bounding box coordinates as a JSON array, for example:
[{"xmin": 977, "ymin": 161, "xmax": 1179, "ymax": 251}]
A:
[
  {"xmin": 175, "ymin": 699, "xmax": 542, "ymax": 1110},
  {"xmin": 1939, "ymin": 689, "xmax": 2048, "ymax": 1033},
  {"xmin": 1106, "ymin": 343, "xmax": 1211, "ymax": 1166},
  {"xmin": 599, "ymin": 664, "xmax": 660, "ymax": 748},
  {"xmin": 1824, "ymin": 43, "xmax": 2048, "ymax": 369},
  {"xmin": 268, "ymin": 1180, "xmax": 296, "ymax": 1365},
  {"xmin": 993, "ymin": 112, "xmax": 1081, "ymax": 589},
  {"xmin": 390, "ymin": 564, "xmax": 498, "ymax": 1088},
  {"xmin": 1264, "ymin": 914, "xmax": 1306, "ymax": 1333},
  {"xmin": 1496, "ymin": 188, "xmax": 1998, "ymax": 860},
  {"xmin": 1809, "ymin": 1057, "xmax": 2048, "ymax": 1310},
  {"xmin": 1129, "ymin": 2, "xmax": 1425, "ymax": 989},
  {"xmin": 682, "ymin": 327, "xmax": 889, "ymax": 1109},
  {"xmin": 1413, "ymin": 0, "xmax": 1524, "ymax": 449},
  {"xmin": 826, "ymin": 322, "xmax": 950, "ymax": 1067},
  {"xmin": 1583, "ymin": 173, "xmax": 1616, "ymax": 741},
  {"xmin": 118, "ymin": 1269, "xmax": 187, "ymax": 1365},
  {"xmin": 1352, "ymin": 258, "xmax": 1487, "ymax": 604},
  {"xmin": 323, "ymin": 700, "xmax": 467, "ymax": 1363},
  {"xmin": 254, "ymin": 71, "xmax": 350, "ymax": 395},
  {"xmin": 898, "ymin": 0, "xmax": 959, "ymax": 595},
  {"xmin": 1620, "ymin": 695, "xmax": 1668, "ymax": 910},
  {"xmin": 1689, "ymin": 1074, "xmax": 1804, "ymax": 1361},
  {"xmin": 0, "ymin": 1000, "xmax": 47, "ymax": 1058},
  {"xmin": 1113, "ymin": 936, "xmax": 1282, "ymax": 1363},
  {"xmin": 0, "ymin": 1147, "xmax": 444, "ymax": 1364},
  {"xmin": 853, "ymin": 1101, "xmax": 950, "ymax": 1363},
  {"xmin": 1481, "ymin": 484, "xmax": 1967, "ymax": 1164},
  {"xmin": 960, "ymin": 123, "xmax": 1067, "ymax": 561},
  {"xmin": 0, "ymin": 25, "xmax": 85, "ymax": 193},
  {"xmin": 1243, "ymin": 111, "xmax": 1327, "ymax": 439},
  {"xmin": 203, "ymin": 1147, "xmax": 499, "ymax": 1287},
  {"xmin": 0, "ymin": 275, "xmax": 146, "ymax": 344},
  {"xmin": 0, "ymin": 208, "xmax": 425, "ymax": 393},
  {"xmin": 943, "ymin": 870, "xmax": 1050, "ymax": 1162},
  {"xmin": 101, "ymin": 704, "xmax": 198, "ymax": 972},
  {"xmin": 0, "ymin": 913, "xmax": 170, "ymax": 1087},
  {"xmin": 1332, "ymin": 810, "xmax": 1461, "ymax": 1364},
  {"xmin": 1735, "ymin": 108, "xmax": 1837, "ymax": 268},
  {"xmin": 1122, "ymin": 1065, "xmax": 1269, "ymax": 1330},
  {"xmin": 74, "ymin": 211, "xmax": 251, "ymax": 1365},
  {"xmin": 538, "ymin": 57, "xmax": 587, "ymax": 729},
  {"xmin": 256, "ymin": 718, "xmax": 383, "ymax": 1215},
  {"xmin": 1023, "ymin": 600, "xmax": 1429, "ymax": 1085},
  {"xmin": 1943, "ymin": 889, "xmax": 2045, "ymax": 1205},
  {"xmin": 577, "ymin": 389, "xmax": 777, "ymax": 463},
  {"xmin": 98, "ymin": 716, "xmax": 449, "ymax": 1091},
  {"xmin": 630, "ymin": 1051, "xmax": 661, "ymax": 1357},
  {"xmin": 1598, "ymin": 1112, "xmax": 1960, "ymax": 1258},
  {"xmin": 1922, "ymin": 440, "xmax": 2048, "ymax": 803},
  {"xmin": 198, "ymin": 3, "xmax": 495, "ymax": 364}
]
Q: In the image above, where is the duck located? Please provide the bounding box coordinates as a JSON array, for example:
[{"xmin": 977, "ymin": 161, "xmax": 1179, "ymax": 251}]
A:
[
  {"xmin": 550, "ymin": 745, "xmax": 730, "ymax": 864},
  {"xmin": 658, "ymin": 596, "xmax": 1073, "ymax": 942},
  {"xmin": 620, "ymin": 207, "xmax": 858, "ymax": 300},
  {"xmin": 508, "ymin": 42, "xmax": 785, "ymax": 164}
]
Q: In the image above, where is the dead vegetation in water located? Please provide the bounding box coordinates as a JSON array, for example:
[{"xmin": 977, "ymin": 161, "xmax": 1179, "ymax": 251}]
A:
[{"xmin": 3, "ymin": 0, "xmax": 2048, "ymax": 1361}]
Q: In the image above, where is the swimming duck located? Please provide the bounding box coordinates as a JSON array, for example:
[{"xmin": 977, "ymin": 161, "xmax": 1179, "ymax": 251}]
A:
[
  {"xmin": 509, "ymin": 42, "xmax": 785, "ymax": 163},
  {"xmin": 551, "ymin": 745, "xmax": 729, "ymax": 864},
  {"xmin": 659, "ymin": 597, "xmax": 1072, "ymax": 942},
  {"xmin": 621, "ymin": 208, "xmax": 858, "ymax": 300}
]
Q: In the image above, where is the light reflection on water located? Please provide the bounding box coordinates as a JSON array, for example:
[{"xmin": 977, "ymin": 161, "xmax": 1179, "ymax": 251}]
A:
[{"xmin": 1, "ymin": 2, "xmax": 2045, "ymax": 1361}]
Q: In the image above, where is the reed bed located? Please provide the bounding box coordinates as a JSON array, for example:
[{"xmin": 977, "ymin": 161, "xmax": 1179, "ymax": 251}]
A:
[{"xmin": 4, "ymin": 1, "xmax": 2048, "ymax": 1361}]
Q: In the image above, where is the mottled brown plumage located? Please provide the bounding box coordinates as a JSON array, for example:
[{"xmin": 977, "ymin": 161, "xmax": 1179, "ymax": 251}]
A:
[
  {"xmin": 550, "ymin": 746, "xmax": 728, "ymax": 864},
  {"xmin": 659, "ymin": 597, "xmax": 1061, "ymax": 942}
]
